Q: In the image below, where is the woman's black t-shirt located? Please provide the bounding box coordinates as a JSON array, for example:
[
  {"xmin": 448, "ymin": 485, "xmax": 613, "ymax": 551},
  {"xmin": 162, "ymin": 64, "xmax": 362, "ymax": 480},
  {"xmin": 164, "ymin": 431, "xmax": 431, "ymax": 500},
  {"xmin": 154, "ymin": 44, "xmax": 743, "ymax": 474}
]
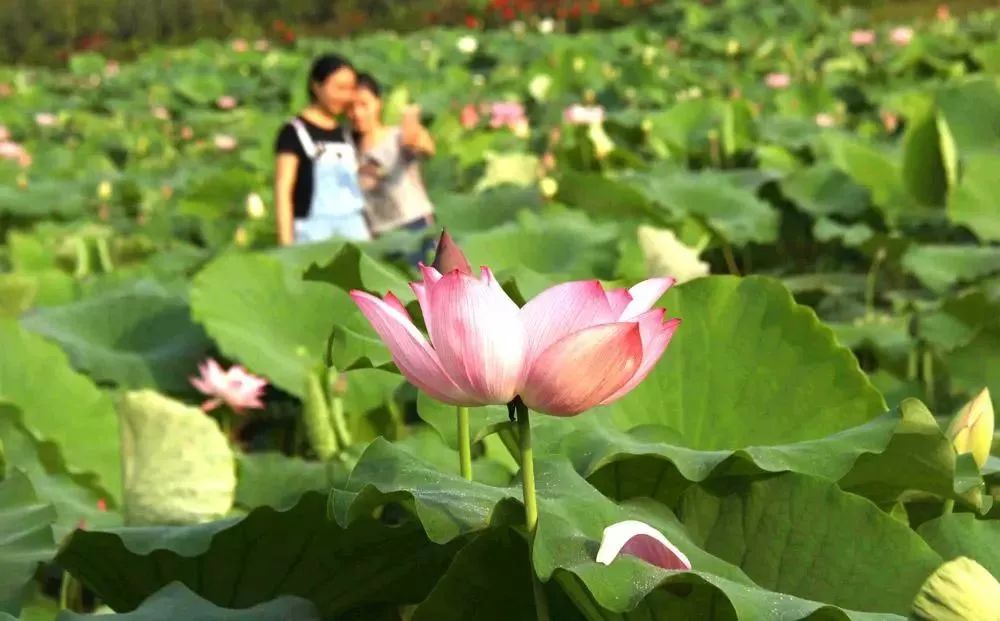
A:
[{"xmin": 274, "ymin": 117, "xmax": 354, "ymax": 218}]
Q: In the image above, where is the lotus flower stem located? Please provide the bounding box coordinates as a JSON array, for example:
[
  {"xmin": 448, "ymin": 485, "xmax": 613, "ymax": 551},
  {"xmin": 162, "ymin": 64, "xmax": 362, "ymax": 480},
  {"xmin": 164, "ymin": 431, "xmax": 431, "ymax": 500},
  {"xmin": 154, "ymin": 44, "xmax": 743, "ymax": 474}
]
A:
[
  {"xmin": 514, "ymin": 399, "xmax": 550, "ymax": 621},
  {"xmin": 922, "ymin": 349, "xmax": 936, "ymax": 407},
  {"xmin": 457, "ymin": 406, "xmax": 472, "ymax": 480},
  {"xmin": 59, "ymin": 571, "xmax": 82, "ymax": 611},
  {"xmin": 942, "ymin": 499, "xmax": 955, "ymax": 515},
  {"xmin": 329, "ymin": 395, "xmax": 353, "ymax": 449},
  {"xmin": 721, "ymin": 242, "xmax": 740, "ymax": 276}
]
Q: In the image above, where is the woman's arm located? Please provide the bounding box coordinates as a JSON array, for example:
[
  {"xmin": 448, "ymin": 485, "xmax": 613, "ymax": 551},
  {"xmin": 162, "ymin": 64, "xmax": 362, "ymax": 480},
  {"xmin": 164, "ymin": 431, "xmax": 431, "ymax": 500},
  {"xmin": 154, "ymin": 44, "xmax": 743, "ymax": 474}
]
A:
[
  {"xmin": 274, "ymin": 153, "xmax": 298, "ymax": 246},
  {"xmin": 400, "ymin": 105, "xmax": 436, "ymax": 157}
]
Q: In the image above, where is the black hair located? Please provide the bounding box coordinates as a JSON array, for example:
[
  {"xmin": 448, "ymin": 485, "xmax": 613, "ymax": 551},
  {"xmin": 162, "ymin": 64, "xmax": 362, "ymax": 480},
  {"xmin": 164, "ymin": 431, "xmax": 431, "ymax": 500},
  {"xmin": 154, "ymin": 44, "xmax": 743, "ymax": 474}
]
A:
[
  {"xmin": 308, "ymin": 53, "xmax": 354, "ymax": 102},
  {"xmin": 355, "ymin": 72, "xmax": 382, "ymax": 99}
]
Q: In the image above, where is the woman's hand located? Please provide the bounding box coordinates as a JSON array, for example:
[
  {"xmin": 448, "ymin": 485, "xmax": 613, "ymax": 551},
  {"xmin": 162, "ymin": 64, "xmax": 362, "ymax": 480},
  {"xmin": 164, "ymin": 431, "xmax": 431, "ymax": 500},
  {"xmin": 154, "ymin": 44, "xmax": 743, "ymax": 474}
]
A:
[
  {"xmin": 274, "ymin": 153, "xmax": 299, "ymax": 246},
  {"xmin": 400, "ymin": 105, "xmax": 436, "ymax": 156}
]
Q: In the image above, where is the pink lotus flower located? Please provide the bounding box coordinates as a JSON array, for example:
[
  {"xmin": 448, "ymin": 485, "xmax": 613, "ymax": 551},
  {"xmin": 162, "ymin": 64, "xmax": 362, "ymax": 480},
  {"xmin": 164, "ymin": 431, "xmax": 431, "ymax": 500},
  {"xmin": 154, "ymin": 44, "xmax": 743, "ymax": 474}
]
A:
[
  {"xmin": 34, "ymin": 112, "xmax": 57, "ymax": 127},
  {"xmin": 460, "ymin": 103, "xmax": 480, "ymax": 129},
  {"xmin": 152, "ymin": 105, "xmax": 170, "ymax": 121},
  {"xmin": 0, "ymin": 140, "xmax": 31, "ymax": 167},
  {"xmin": 231, "ymin": 38, "xmax": 249, "ymax": 53},
  {"xmin": 181, "ymin": 126, "xmax": 194, "ymax": 140},
  {"xmin": 350, "ymin": 268, "xmax": 679, "ymax": 416},
  {"xmin": 850, "ymin": 29, "xmax": 876, "ymax": 47},
  {"xmin": 216, "ymin": 95, "xmax": 238, "ymax": 110},
  {"xmin": 564, "ymin": 104, "xmax": 605, "ymax": 125},
  {"xmin": 489, "ymin": 101, "xmax": 527, "ymax": 130},
  {"xmin": 0, "ymin": 83, "xmax": 12, "ymax": 98},
  {"xmin": 936, "ymin": 4, "xmax": 950, "ymax": 21},
  {"xmin": 814, "ymin": 113, "xmax": 835, "ymax": 128},
  {"xmin": 890, "ymin": 26, "xmax": 914, "ymax": 46},
  {"xmin": 596, "ymin": 520, "xmax": 692, "ymax": 571},
  {"xmin": 881, "ymin": 110, "xmax": 900, "ymax": 133},
  {"xmin": 0, "ymin": 124, "xmax": 9, "ymax": 142},
  {"xmin": 190, "ymin": 359, "xmax": 267, "ymax": 413},
  {"xmin": 213, "ymin": 133, "xmax": 237, "ymax": 151},
  {"xmin": 764, "ymin": 72, "xmax": 791, "ymax": 89},
  {"xmin": 254, "ymin": 39, "xmax": 270, "ymax": 52},
  {"xmin": 105, "ymin": 60, "xmax": 120, "ymax": 77}
]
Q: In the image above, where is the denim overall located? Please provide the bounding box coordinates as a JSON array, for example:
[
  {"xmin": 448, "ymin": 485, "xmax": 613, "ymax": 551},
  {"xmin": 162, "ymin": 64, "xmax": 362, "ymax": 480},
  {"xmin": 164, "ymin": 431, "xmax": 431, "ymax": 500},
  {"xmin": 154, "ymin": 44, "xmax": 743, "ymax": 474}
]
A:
[{"xmin": 290, "ymin": 119, "xmax": 370, "ymax": 243}]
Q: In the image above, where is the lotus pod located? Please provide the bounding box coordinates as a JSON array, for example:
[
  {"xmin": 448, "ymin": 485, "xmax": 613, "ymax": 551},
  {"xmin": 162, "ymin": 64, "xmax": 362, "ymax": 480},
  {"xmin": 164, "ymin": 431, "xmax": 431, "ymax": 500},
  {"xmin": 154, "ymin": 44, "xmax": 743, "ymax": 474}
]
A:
[
  {"xmin": 118, "ymin": 390, "xmax": 235, "ymax": 526},
  {"xmin": 911, "ymin": 556, "xmax": 1000, "ymax": 620},
  {"xmin": 946, "ymin": 388, "xmax": 994, "ymax": 469},
  {"xmin": 303, "ymin": 367, "xmax": 337, "ymax": 461}
]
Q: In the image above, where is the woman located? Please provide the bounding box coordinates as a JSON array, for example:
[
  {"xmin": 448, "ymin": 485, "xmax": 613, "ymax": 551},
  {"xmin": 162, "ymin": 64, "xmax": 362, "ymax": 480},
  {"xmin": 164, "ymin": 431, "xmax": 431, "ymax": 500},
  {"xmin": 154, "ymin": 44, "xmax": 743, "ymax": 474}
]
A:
[
  {"xmin": 351, "ymin": 72, "xmax": 436, "ymax": 240},
  {"xmin": 274, "ymin": 54, "xmax": 369, "ymax": 245}
]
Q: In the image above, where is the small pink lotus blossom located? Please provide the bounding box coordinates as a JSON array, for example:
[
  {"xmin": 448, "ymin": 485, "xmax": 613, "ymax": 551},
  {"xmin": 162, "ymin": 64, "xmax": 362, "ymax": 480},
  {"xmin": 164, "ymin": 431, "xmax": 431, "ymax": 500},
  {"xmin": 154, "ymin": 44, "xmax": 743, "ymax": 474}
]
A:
[
  {"xmin": 936, "ymin": 4, "xmax": 951, "ymax": 21},
  {"xmin": 764, "ymin": 72, "xmax": 791, "ymax": 89},
  {"xmin": 351, "ymin": 266, "xmax": 679, "ymax": 416},
  {"xmin": 34, "ymin": 112, "xmax": 57, "ymax": 127},
  {"xmin": 460, "ymin": 103, "xmax": 480, "ymax": 129},
  {"xmin": 564, "ymin": 104, "xmax": 605, "ymax": 125},
  {"xmin": 231, "ymin": 38, "xmax": 249, "ymax": 53},
  {"xmin": 0, "ymin": 125, "xmax": 9, "ymax": 142},
  {"xmin": 190, "ymin": 359, "xmax": 267, "ymax": 413},
  {"xmin": 850, "ymin": 29, "xmax": 876, "ymax": 47},
  {"xmin": 881, "ymin": 110, "xmax": 900, "ymax": 133},
  {"xmin": 254, "ymin": 39, "xmax": 270, "ymax": 52},
  {"xmin": 181, "ymin": 126, "xmax": 194, "ymax": 140},
  {"xmin": 814, "ymin": 113, "xmax": 836, "ymax": 128},
  {"xmin": 0, "ymin": 83, "xmax": 12, "ymax": 98},
  {"xmin": 152, "ymin": 105, "xmax": 170, "ymax": 121},
  {"xmin": 489, "ymin": 101, "xmax": 527, "ymax": 131},
  {"xmin": 216, "ymin": 95, "xmax": 238, "ymax": 110},
  {"xmin": 104, "ymin": 60, "xmax": 120, "ymax": 77},
  {"xmin": 0, "ymin": 140, "xmax": 31, "ymax": 167},
  {"xmin": 213, "ymin": 133, "xmax": 238, "ymax": 151},
  {"xmin": 96, "ymin": 498, "xmax": 108, "ymax": 512},
  {"xmin": 596, "ymin": 520, "xmax": 692, "ymax": 571},
  {"xmin": 890, "ymin": 26, "xmax": 914, "ymax": 46}
]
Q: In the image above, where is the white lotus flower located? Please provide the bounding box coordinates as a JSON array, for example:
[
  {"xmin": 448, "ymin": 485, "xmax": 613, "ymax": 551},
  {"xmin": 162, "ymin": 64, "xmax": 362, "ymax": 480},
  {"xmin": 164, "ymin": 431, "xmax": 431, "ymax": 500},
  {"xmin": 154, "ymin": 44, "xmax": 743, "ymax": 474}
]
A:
[
  {"xmin": 529, "ymin": 74, "xmax": 552, "ymax": 101},
  {"xmin": 597, "ymin": 520, "xmax": 692, "ymax": 571},
  {"xmin": 457, "ymin": 36, "xmax": 478, "ymax": 55},
  {"xmin": 538, "ymin": 18, "xmax": 555, "ymax": 34},
  {"xmin": 638, "ymin": 225, "xmax": 710, "ymax": 284}
]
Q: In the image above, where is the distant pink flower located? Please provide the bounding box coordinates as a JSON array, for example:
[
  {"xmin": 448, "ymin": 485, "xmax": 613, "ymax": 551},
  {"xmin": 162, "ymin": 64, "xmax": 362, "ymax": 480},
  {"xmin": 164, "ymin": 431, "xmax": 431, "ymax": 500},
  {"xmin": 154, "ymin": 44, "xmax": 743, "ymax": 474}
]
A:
[
  {"xmin": 489, "ymin": 101, "xmax": 527, "ymax": 130},
  {"xmin": 881, "ymin": 110, "xmax": 900, "ymax": 133},
  {"xmin": 850, "ymin": 29, "xmax": 876, "ymax": 47},
  {"xmin": 190, "ymin": 359, "xmax": 267, "ymax": 413},
  {"xmin": 0, "ymin": 125, "xmax": 9, "ymax": 142},
  {"xmin": 253, "ymin": 39, "xmax": 270, "ymax": 52},
  {"xmin": 936, "ymin": 4, "xmax": 951, "ymax": 21},
  {"xmin": 460, "ymin": 103, "xmax": 480, "ymax": 129},
  {"xmin": 104, "ymin": 60, "xmax": 120, "ymax": 77},
  {"xmin": 213, "ymin": 133, "xmax": 237, "ymax": 151},
  {"xmin": 216, "ymin": 95, "xmax": 238, "ymax": 110},
  {"xmin": 564, "ymin": 104, "xmax": 605, "ymax": 125},
  {"xmin": 0, "ymin": 140, "xmax": 31, "ymax": 167},
  {"xmin": 152, "ymin": 105, "xmax": 170, "ymax": 121},
  {"xmin": 231, "ymin": 38, "xmax": 249, "ymax": 53},
  {"xmin": 814, "ymin": 113, "xmax": 836, "ymax": 128},
  {"xmin": 890, "ymin": 26, "xmax": 914, "ymax": 46},
  {"xmin": 34, "ymin": 112, "xmax": 57, "ymax": 127},
  {"xmin": 0, "ymin": 83, "xmax": 12, "ymax": 98},
  {"xmin": 96, "ymin": 498, "xmax": 108, "ymax": 512},
  {"xmin": 764, "ymin": 72, "xmax": 791, "ymax": 89},
  {"xmin": 596, "ymin": 520, "xmax": 692, "ymax": 571},
  {"xmin": 181, "ymin": 126, "xmax": 194, "ymax": 140}
]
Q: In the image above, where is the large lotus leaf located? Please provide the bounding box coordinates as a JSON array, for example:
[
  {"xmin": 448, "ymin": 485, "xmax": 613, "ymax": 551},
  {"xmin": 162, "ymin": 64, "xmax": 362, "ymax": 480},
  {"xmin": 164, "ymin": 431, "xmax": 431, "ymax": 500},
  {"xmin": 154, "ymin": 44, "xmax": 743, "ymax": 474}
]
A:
[
  {"xmin": 645, "ymin": 173, "xmax": 780, "ymax": 245},
  {"xmin": 824, "ymin": 133, "xmax": 908, "ymax": 218},
  {"xmin": 779, "ymin": 163, "xmax": 869, "ymax": 218},
  {"xmin": 55, "ymin": 582, "xmax": 320, "ymax": 621},
  {"xmin": 302, "ymin": 243, "xmax": 412, "ymax": 301},
  {"xmin": 0, "ymin": 472, "xmax": 56, "ymax": 616},
  {"xmin": 0, "ymin": 404, "xmax": 120, "ymax": 540},
  {"xmin": 901, "ymin": 245, "xmax": 1000, "ymax": 293},
  {"xmin": 917, "ymin": 513, "xmax": 1000, "ymax": 578},
  {"xmin": 679, "ymin": 473, "xmax": 942, "ymax": 614},
  {"xmin": 947, "ymin": 152, "xmax": 1000, "ymax": 242},
  {"xmin": 234, "ymin": 452, "xmax": 348, "ymax": 511},
  {"xmin": 900, "ymin": 99, "xmax": 952, "ymax": 207},
  {"xmin": 0, "ymin": 320, "xmax": 120, "ymax": 499},
  {"xmin": 919, "ymin": 291, "xmax": 997, "ymax": 352},
  {"xmin": 20, "ymin": 281, "xmax": 210, "ymax": 392},
  {"xmin": 333, "ymin": 439, "xmax": 899, "ymax": 620},
  {"xmin": 474, "ymin": 152, "xmax": 539, "ymax": 192},
  {"xmin": 947, "ymin": 326, "xmax": 1000, "ymax": 402},
  {"xmin": 555, "ymin": 170, "xmax": 663, "ymax": 223},
  {"xmin": 56, "ymin": 492, "xmax": 459, "ymax": 617},
  {"xmin": 118, "ymin": 390, "xmax": 235, "ymax": 526},
  {"xmin": 935, "ymin": 78, "xmax": 1000, "ymax": 154},
  {"xmin": 190, "ymin": 252, "xmax": 387, "ymax": 397},
  {"xmin": 603, "ymin": 276, "xmax": 886, "ymax": 449}
]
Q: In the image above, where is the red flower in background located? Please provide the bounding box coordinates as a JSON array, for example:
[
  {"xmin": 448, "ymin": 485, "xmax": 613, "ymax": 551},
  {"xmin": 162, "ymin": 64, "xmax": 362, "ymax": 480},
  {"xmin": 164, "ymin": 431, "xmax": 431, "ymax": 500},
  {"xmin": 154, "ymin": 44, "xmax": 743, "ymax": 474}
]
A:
[{"xmin": 588, "ymin": 1, "xmax": 601, "ymax": 14}]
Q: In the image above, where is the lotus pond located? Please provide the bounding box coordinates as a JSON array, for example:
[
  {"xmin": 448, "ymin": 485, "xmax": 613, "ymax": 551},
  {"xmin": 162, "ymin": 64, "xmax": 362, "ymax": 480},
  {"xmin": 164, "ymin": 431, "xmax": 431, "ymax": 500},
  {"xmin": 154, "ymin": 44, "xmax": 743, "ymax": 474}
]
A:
[{"xmin": 1, "ymin": 0, "xmax": 1000, "ymax": 619}]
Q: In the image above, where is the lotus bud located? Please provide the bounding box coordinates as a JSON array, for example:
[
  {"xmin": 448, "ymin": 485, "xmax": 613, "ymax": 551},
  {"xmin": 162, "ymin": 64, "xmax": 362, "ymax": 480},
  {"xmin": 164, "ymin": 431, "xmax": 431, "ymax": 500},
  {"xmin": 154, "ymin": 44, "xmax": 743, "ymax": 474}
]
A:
[
  {"xmin": 912, "ymin": 557, "xmax": 1000, "ymax": 620},
  {"xmin": 245, "ymin": 192, "xmax": 266, "ymax": 219},
  {"xmin": 233, "ymin": 226, "xmax": 249, "ymax": 247},
  {"xmin": 946, "ymin": 388, "xmax": 994, "ymax": 469},
  {"xmin": 431, "ymin": 230, "xmax": 472, "ymax": 275},
  {"xmin": 540, "ymin": 177, "xmax": 558, "ymax": 199}
]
